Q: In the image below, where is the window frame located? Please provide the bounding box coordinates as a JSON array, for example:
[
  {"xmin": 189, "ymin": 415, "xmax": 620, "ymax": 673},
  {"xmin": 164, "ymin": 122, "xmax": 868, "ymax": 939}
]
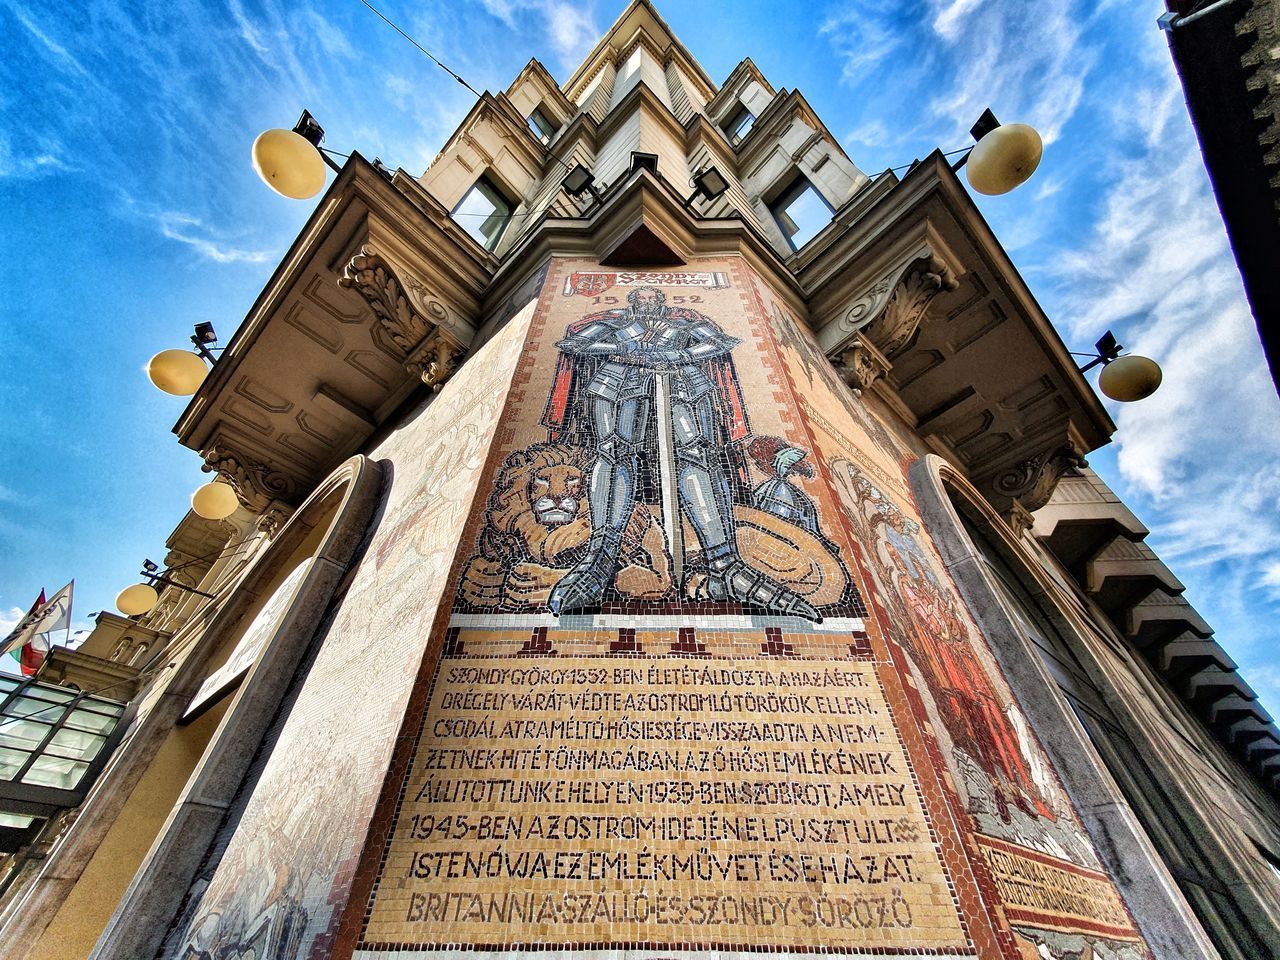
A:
[
  {"xmin": 767, "ymin": 173, "xmax": 835, "ymax": 253},
  {"xmin": 723, "ymin": 103, "xmax": 755, "ymax": 145},
  {"xmin": 526, "ymin": 106, "xmax": 557, "ymax": 145},
  {"xmin": 451, "ymin": 174, "xmax": 515, "ymax": 253}
]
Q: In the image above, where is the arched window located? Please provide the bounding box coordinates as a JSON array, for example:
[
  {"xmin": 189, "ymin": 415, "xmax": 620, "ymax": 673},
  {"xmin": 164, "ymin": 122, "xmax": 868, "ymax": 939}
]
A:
[{"xmin": 18, "ymin": 456, "xmax": 384, "ymax": 960}]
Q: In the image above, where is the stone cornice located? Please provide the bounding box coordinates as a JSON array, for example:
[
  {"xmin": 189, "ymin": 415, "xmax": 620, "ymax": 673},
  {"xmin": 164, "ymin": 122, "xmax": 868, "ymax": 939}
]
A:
[
  {"xmin": 173, "ymin": 154, "xmax": 491, "ymax": 508},
  {"xmin": 736, "ymin": 89, "xmax": 853, "ymax": 169},
  {"xmin": 424, "ymin": 91, "xmax": 546, "ymax": 176},
  {"xmin": 595, "ymin": 79, "xmax": 689, "ymax": 154},
  {"xmin": 707, "ymin": 58, "xmax": 775, "ymax": 120},
  {"xmin": 486, "ymin": 167, "xmax": 808, "ymax": 316},
  {"xmin": 563, "ymin": 0, "xmax": 717, "ymax": 104},
  {"xmin": 506, "ymin": 58, "xmax": 576, "ymax": 121},
  {"xmin": 176, "ymin": 156, "xmax": 489, "ymax": 437},
  {"xmin": 804, "ymin": 152, "xmax": 1113, "ymax": 444}
]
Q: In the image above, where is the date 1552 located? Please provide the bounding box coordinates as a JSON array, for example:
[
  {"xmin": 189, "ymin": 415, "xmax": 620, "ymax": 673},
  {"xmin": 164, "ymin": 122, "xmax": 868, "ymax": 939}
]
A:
[{"xmin": 591, "ymin": 295, "xmax": 703, "ymax": 305}]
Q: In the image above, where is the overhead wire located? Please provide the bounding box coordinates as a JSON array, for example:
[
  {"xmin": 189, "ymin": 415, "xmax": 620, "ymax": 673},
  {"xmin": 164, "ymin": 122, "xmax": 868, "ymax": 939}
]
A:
[{"xmin": 355, "ymin": 0, "xmax": 578, "ymax": 178}]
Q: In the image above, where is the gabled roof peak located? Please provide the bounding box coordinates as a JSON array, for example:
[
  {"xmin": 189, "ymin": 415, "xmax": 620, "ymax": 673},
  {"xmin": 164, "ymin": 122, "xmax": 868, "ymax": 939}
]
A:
[{"xmin": 562, "ymin": 0, "xmax": 716, "ymax": 102}]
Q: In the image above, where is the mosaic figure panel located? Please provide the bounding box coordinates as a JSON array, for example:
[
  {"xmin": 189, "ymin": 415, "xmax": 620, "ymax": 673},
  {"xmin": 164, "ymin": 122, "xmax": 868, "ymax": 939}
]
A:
[
  {"xmin": 764, "ymin": 289, "xmax": 1149, "ymax": 960},
  {"xmin": 345, "ymin": 258, "xmax": 1152, "ymax": 960}
]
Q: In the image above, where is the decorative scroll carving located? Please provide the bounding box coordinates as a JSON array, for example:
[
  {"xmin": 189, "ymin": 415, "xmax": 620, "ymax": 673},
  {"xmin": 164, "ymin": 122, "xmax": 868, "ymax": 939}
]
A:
[
  {"xmin": 201, "ymin": 447, "xmax": 296, "ymax": 512},
  {"xmin": 339, "ymin": 248, "xmax": 434, "ymax": 355},
  {"xmin": 838, "ymin": 255, "xmax": 959, "ymax": 361},
  {"xmin": 339, "ymin": 247, "xmax": 466, "ymax": 390},
  {"xmin": 835, "ymin": 335, "xmax": 891, "ymax": 396},
  {"xmin": 991, "ymin": 445, "xmax": 1087, "ymax": 515}
]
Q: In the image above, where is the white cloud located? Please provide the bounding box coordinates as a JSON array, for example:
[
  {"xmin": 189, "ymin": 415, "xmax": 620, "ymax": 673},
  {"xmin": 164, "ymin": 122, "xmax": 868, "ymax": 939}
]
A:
[
  {"xmin": 119, "ymin": 196, "xmax": 274, "ymax": 264},
  {"xmin": 821, "ymin": 0, "xmax": 1096, "ymax": 175},
  {"xmin": 4, "ymin": 0, "xmax": 89, "ymax": 76},
  {"xmin": 0, "ymin": 606, "xmax": 24, "ymax": 637},
  {"xmin": 306, "ymin": 10, "xmax": 356, "ymax": 59},
  {"xmin": 475, "ymin": 0, "xmax": 598, "ymax": 65},
  {"xmin": 820, "ymin": 4, "xmax": 907, "ymax": 86},
  {"xmin": 227, "ymin": 0, "xmax": 270, "ymax": 55},
  {"xmin": 930, "ymin": 0, "xmax": 986, "ymax": 41}
]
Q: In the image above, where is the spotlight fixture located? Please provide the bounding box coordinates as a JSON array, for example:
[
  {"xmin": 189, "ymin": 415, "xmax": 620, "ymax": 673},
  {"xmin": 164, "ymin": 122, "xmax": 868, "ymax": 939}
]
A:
[
  {"xmin": 954, "ymin": 107, "xmax": 1043, "ymax": 196},
  {"xmin": 683, "ymin": 165, "xmax": 729, "ymax": 209},
  {"xmin": 252, "ymin": 109, "xmax": 342, "ymax": 200},
  {"xmin": 630, "ymin": 151, "xmax": 659, "ymax": 176},
  {"xmin": 191, "ymin": 322, "xmax": 219, "ymax": 362},
  {"xmin": 1074, "ymin": 331, "xmax": 1163, "ymax": 402},
  {"xmin": 561, "ymin": 163, "xmax": 603, "ymax": 207}
]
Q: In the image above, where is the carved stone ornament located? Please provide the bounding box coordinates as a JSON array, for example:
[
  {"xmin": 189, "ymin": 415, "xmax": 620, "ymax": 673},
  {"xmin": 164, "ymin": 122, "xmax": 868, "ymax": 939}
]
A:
[
  {"xmin": 201, "ymin": 446, "xmax": 296, "ymax": 513},
  {"xmin": 255, "ymin": 501, "xmax": 295, "ymax": 538},
  {"xmin": 840, "ymin": 255, "xmax": 959, "ymax": 360},
  {"xmin": 1003, "ymin": 500, "xmax": 1037, "ymax": 538},
  {"xmin": 835, "ymin": 335, "xmax": 891, "ymax": 396},
  {"xmin": 405, "ymin": 332, "xmax": 462, "ymax": 392},
  {"xmin": 992, "ymin": 445, "xmax": 1087, "ymax": 515},
  {"xmin": 339, "ymin": 247, "xmax": 466, "ymax": 389}
]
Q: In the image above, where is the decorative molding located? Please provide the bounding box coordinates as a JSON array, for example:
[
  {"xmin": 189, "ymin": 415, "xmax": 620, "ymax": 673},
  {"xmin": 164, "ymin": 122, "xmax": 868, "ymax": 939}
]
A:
[
  {"xmin": 835, "ymin": 335, "xmax": 891, "ymax": 395},
  {"xmin": 339, "ymin": 247, "xmax": 467, "ymax": 390},
  {"xmin": 255, "ymin": 500, "xmax": 295, "ymax": 538},
  {"xmin": 201, "ymin": 447, "xmax": 296, "ymax": 512},
  {"xmin": 405, "ymin": 333, "xmax": 463, "ymax": 391},
  {"xmin": 1003, "ymin": 500, "xmax": 1037, "ymax": 538},
  {"xmin": 338, "ymin": 248, "xmax": 434, "ymax": 355},
  {"xmin": 990, "ymin": 445, "xmax": 1087, "ymax": 515},
  {"xmin": 837, "ymin": 254, "xmax": 959, "ymax": 360}
]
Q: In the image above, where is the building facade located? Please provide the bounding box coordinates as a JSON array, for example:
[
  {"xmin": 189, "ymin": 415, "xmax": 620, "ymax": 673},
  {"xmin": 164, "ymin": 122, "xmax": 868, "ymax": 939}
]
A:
[
  {"xmin": 1161, "ymin": 0, "xmax": 1280, "ymax": 393},
  {"xmin": 2, "ymin": 4, "xmax": 1279, "ymax": 959}
]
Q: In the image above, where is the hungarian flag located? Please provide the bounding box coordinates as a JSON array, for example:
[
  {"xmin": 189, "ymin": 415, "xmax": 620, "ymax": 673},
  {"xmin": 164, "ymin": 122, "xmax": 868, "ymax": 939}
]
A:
[{"xmin": 2, "ymin": 582, "xmax": 73, "ymax": 676}]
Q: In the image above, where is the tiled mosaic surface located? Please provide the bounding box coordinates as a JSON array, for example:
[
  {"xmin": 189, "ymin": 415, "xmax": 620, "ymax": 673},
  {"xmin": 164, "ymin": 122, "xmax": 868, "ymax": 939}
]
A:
[{"xmin": 165, "ymin": 259, "xmax": 1152, "ymax": 960}]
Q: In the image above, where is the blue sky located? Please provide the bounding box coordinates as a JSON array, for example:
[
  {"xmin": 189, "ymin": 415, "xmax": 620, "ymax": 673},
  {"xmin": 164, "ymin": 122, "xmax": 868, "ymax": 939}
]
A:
[{"xmin": 1, "ymin": 0, "xmax": 1276, "ymax": 709}]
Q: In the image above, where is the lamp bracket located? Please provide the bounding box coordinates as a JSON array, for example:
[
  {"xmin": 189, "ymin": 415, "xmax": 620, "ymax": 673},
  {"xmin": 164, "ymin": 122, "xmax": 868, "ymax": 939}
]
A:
[{"xmin": 141, "ymin": 572, "xmax": 216, "ymax": 600}]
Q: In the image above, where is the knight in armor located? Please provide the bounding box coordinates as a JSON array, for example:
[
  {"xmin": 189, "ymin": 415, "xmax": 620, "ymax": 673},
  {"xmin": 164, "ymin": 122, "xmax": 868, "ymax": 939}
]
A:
[
  {"xmin": 542, "ymin": 286, "xmax": 822, "ymax": 621},
  {"xmin": 748, "ymin": 436, "xmax": 821, "ymax": 536}
]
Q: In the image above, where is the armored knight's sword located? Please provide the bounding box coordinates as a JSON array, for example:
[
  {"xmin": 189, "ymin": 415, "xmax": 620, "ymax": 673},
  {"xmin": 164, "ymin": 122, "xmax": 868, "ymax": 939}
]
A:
[{"xmin": 653, "ymin": 371, "xmax": 685, "ymax": 591}]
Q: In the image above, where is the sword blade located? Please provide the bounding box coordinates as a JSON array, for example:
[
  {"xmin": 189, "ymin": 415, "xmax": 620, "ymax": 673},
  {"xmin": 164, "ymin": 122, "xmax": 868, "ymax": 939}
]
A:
[{"xmin": 653, "ymin": 371, "xmax": 684, "ymax": 591}]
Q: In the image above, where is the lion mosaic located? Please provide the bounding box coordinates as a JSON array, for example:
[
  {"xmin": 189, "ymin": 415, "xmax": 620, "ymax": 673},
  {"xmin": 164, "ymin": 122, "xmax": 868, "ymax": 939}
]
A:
[
  {"xmin": 459, "ymin": 442, "xmax": 849, "ymax": 611},
  {"xmin": 459, "ymin": 443, "xmax": 673, "ymax": 608}
]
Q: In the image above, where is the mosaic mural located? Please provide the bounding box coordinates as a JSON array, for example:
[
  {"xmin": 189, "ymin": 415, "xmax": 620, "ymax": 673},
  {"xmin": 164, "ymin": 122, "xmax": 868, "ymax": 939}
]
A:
[
  {"xmin": 346, "ymin": 260, "xmax": 1150, "ymax": 960},
  {"xmin": 163, "ymin": 257, "xmax": 1153, "ymax": 960}
]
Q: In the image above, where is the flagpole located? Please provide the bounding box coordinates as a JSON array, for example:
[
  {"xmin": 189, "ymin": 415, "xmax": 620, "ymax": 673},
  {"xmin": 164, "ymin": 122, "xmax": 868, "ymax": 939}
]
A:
[{"xmin": 64, "ymin": 580, "xmax": 75, "ymax": 648}]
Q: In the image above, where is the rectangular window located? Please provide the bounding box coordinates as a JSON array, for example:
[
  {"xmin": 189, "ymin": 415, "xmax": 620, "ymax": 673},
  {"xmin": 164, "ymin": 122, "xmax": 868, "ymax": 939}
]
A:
[
  {"xmin": 452, "ymin": 175, "xmax": 514, "ymax": 252},
  {"xmin": 769, "ymin": 174, "xmax": 834, "ymax": 252},
  {"xmin": 724, "ymin": 104, "xmax": 755, "ymax": 145},
  {"xmin": 527, "ymin": 107, "xmax": 556, "ymax": 145}
]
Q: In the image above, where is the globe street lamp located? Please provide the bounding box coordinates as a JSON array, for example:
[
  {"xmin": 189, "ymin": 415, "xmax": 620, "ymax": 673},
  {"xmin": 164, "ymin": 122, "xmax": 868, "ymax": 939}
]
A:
[
  {"xmin": 1075, "ymin": 331, "xmax": 1164, "ymax": 402},
  {"xmin": 252, "ymin": 110, "xmax": 343, "ymax": 200},
  {"xmin": 955, "ymin": 108, "xmax": 1043, "ymax": 196}
]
